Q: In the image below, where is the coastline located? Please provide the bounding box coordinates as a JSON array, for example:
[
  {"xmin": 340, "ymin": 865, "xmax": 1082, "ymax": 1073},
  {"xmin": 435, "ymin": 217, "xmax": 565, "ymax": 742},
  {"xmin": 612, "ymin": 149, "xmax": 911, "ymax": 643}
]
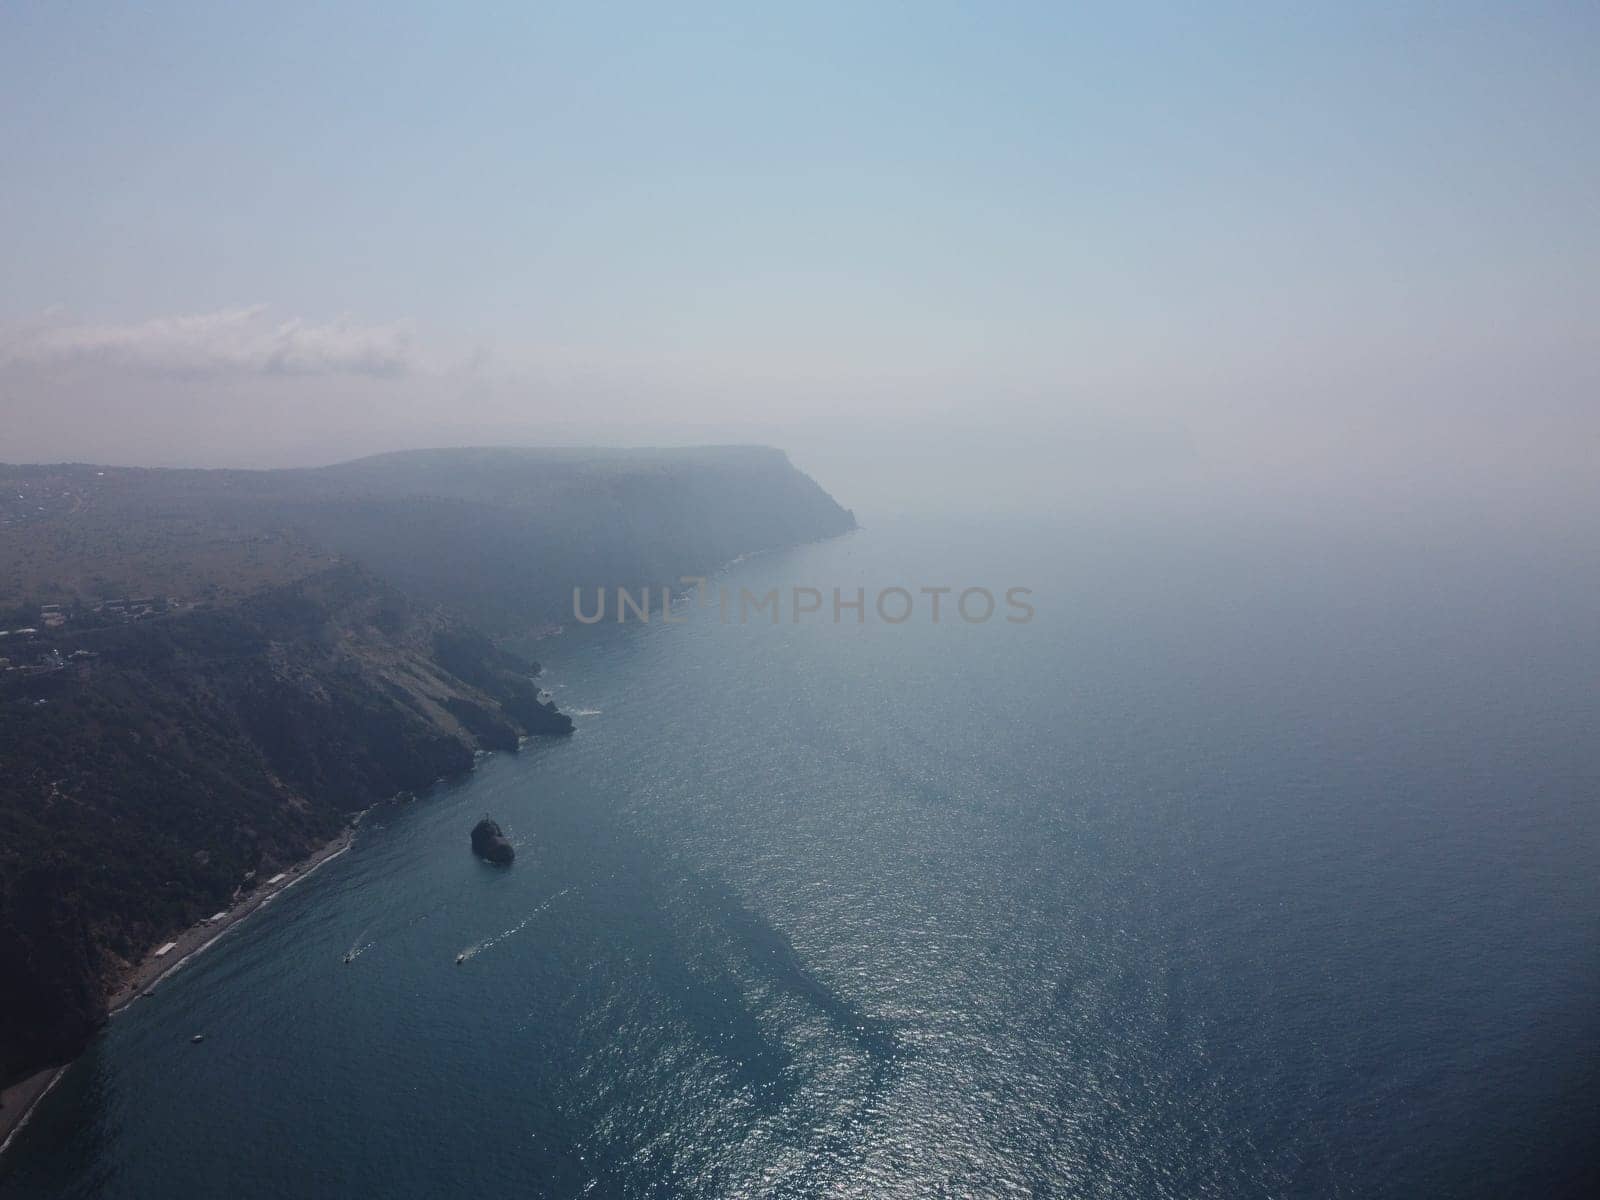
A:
[
  {"xmin": 1, "ymin": 536, "xmax": 832, "ymax": 1163},
  {"xmin": 108, "ymin": 822, "xmax": 359, "ymax": 1013},
  {"xmin": 0, "ymin": 1066, "xmax": 66, "ymax": 1161},
  {"xmin": 0, "ymin": 821, "xmax": 360, "ymax": 1161}
]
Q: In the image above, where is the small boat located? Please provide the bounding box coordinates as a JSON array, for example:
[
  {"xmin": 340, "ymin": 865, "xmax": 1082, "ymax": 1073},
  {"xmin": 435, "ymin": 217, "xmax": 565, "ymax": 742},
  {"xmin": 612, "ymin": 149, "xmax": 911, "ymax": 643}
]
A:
[
  {"xmin": 190, "ymin": 1034, "xmax": 205, "ymax": 1044},
  {"xmin": 456, "ymin": 953, "xmax": 466, "ymax": 965},
  {"xmin": 343, "ymin": 953, "xmax": 352, "ymax": 964}
]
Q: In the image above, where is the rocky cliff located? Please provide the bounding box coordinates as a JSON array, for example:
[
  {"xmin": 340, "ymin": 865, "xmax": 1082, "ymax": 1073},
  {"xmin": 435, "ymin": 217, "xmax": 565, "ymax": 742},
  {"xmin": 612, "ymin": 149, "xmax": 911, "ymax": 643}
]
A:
[
  {"xmin": 0, "ymin": 566, "xmax": 567, "ymax": 1080},
  {"xmin": 470, "ymin": 819, "xmax": 515, "ymax": 865}
]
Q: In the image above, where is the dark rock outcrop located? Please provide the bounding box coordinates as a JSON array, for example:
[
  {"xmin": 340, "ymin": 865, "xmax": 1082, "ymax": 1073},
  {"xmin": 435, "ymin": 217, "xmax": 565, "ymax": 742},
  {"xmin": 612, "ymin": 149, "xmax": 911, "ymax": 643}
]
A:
[
  {"xmin": 470, "ymin": 819, "xmax": 514, "ymax": 865},
  {"xmin": 433, "ymin": 630, "xmax": 574, "ymax": 736}
]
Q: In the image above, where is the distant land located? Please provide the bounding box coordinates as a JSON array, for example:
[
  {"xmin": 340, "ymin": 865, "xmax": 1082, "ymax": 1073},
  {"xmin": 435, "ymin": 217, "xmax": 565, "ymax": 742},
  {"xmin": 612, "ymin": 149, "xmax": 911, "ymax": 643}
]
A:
[
  {"xmin": 0, "ymin": 446, "xmax": 857, "ymax": 633},
  {"xmin": 0, "ymin": 446, "xmax": 855, "ymax": 1096}
]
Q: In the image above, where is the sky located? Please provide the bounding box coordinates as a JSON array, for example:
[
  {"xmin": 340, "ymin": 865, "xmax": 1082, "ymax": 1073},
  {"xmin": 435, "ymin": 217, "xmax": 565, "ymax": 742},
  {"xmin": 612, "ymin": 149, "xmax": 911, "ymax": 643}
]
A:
[{"xmin": 1, "ymin": 1, "xmax": 1596, "ymax": 513}]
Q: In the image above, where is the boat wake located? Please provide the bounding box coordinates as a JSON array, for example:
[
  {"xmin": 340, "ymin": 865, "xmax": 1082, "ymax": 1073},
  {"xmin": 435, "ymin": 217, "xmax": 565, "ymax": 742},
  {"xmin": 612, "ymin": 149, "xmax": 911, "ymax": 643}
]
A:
[
  {"xmin": 456, "ymin": 888, "xmax": 572, "ymax": 964},
  {"xmin": 344, "ymin": 929, "xmax": 375, "ymax": 963}
]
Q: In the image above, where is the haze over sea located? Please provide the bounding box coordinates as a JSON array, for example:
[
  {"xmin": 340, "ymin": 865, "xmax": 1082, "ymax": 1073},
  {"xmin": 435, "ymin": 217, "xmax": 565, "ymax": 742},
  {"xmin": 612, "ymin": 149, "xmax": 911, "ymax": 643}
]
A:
[{"xmin": 3, "ymin": 509, "xmax": 1596, "ymax": 1198}]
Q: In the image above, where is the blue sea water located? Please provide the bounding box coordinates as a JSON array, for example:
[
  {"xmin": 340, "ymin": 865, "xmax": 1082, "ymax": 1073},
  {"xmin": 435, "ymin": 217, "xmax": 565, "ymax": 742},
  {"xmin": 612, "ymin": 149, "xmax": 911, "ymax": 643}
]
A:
[{"xmin": 2, "ymin": 512, "xmax": 1597, "ymax": 1198}]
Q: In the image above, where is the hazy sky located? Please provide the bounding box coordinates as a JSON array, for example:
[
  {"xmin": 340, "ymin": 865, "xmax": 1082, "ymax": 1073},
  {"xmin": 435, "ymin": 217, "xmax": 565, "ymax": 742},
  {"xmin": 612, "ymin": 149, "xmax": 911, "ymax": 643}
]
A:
[{"xmin": 1, "ymin": 2, "xmax": 1595, "ymax": 508}]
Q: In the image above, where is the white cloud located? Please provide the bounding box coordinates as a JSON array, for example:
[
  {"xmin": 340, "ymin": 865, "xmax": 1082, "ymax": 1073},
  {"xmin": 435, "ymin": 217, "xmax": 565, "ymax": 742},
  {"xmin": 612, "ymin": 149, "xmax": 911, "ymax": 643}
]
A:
[{"xmin": 0, "ymin": 307, "xmax": 418, "ymax": 377}]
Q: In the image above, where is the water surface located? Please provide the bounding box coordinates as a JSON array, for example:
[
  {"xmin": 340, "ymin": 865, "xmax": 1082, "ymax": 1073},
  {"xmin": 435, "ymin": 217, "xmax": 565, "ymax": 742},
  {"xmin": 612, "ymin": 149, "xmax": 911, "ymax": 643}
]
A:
[{"xmin": 4, "ymin": 513, "xmax": 1597, "ymax": 1197}]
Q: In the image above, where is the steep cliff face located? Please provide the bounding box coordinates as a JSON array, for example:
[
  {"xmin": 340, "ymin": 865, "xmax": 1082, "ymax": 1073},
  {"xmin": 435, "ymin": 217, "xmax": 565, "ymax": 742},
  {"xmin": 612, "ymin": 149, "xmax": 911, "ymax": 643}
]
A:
[
  {"xmin": 199, "ymin": 446, "xmax": 859, "ymax": 634},
  {"xmin": 0, "ymin": 566, "xmax": 569, "ymax": 1080}
]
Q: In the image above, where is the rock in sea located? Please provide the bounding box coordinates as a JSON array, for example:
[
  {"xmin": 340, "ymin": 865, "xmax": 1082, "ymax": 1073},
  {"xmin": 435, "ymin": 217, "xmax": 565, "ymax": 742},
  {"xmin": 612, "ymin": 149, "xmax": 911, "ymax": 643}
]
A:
[{"xmin": 471, "ymin": 819, "xmax": 514, "ymax": 865}]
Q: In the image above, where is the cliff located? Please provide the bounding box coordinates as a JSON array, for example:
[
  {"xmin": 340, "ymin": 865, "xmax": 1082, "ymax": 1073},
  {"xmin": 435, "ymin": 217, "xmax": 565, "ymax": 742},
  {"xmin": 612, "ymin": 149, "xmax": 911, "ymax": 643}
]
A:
[
  {"xmin": 289, "ymin": 446, "xmax": 859, "ymax": 632},
  {"xmin": 0, "ymin": 566, "xmax": 566, "ymax": 1080},
  {"xmin": 0, "ymin": 445, "xmax": 858, "ymax": 636}
]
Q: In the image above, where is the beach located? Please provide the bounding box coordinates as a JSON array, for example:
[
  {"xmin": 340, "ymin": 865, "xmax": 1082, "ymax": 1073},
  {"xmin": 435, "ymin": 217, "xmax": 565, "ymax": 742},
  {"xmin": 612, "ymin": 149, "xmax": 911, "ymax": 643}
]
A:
[
  {"xmin": 106, "ymin": 824, "xmax": 357, "ymax": 1013},
  {"xmin": 0, "ymin": 1070, "xmax": 63, "ymax": 1160},
  {"xmin": 0, "ymin": 821, "xmax": 359, "ymax": 1159}
]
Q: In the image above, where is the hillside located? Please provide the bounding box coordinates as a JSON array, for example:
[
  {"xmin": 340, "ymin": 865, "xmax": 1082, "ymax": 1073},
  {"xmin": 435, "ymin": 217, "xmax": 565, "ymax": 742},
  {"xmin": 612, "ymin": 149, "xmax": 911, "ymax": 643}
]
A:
[
  {"xmin": 0, "ymin": 446, "xmax": 858, "ymax": 632},
  {"xmin": 0, "ymin": 446, "xmax": 854, "ymax": 1086},
  {"xmin": 0, "ymin": 565, "xmax": 571, "ymax": 1080}
]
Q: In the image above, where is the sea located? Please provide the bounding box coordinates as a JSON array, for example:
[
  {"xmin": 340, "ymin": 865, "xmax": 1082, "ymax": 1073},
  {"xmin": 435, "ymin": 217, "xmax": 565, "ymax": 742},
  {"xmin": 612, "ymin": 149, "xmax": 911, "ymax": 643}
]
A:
[{"xmin": 2, "ymin": 508, "xmax": 1597, "ymax": 1198}]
